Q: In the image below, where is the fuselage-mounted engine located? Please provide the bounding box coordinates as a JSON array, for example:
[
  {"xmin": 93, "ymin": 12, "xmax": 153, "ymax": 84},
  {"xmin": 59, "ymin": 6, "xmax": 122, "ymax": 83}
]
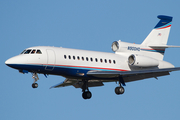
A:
[{"xmin": 128, "ymin": 54, "xmax": 159, "ymax": 67}]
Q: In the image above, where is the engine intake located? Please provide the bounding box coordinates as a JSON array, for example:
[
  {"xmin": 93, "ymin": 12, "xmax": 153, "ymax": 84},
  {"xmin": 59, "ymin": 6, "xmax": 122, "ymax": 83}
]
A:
[{"xmin": 128, "ymin": 54, "xmax": 159, "ymax": 67}]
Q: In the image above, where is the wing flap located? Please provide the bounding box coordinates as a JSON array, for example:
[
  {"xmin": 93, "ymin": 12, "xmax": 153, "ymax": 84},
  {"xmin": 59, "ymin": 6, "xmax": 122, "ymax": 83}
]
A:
[
  {"xmin": 50, "ymin": 78, "xmax": 78, "ymax": 88},
  {"xmin": 50, "ymin": 79, "xmax": 104, "ymax": 89},
  {"xmin": 73, "ymin": 81, "xmax": 104, "ymax": 88}
]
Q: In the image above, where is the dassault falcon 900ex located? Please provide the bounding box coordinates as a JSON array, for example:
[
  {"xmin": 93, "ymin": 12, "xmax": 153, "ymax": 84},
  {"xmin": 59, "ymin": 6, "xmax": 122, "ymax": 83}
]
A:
[{"xmin": 5, "ymin": 15, "xmax": 180, "ymax": 99}]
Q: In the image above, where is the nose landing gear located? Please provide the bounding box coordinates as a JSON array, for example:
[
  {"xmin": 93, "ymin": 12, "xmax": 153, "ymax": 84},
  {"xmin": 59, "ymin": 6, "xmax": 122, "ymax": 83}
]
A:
[
  {"xmin": 32, "ymin": 83, "xmax": 38, "ymax": 88},
  {"xmin": 32, "ymin": 73, "xmax": 39, "ymax": 88}
]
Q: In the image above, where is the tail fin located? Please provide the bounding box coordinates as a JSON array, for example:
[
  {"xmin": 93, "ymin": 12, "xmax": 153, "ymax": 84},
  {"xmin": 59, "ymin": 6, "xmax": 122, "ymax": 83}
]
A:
[
  {"xmin": 141, "ymin": 15, "xmax": 173, "ymax": 46},
  {"xmin": 140, "ymin": 15, "xmax": 173, "ymax": 60}
]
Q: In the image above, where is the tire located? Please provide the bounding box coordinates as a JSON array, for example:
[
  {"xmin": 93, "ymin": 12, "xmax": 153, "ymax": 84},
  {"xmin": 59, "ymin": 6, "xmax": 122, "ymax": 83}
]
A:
[
  {"xmin": 32, "ymin": 83, "xmax": 38, "ymax": 88},
  {"xmin": 82, "ymin": 91, "xmax": 92, "ymax": 99},
  {"xmin": 82, "ymin": 92, "xmax": 87, "ymax": 99},
  {"xmin": 115, "ymin": 87, "xmax": 125, "ymax": 95},
  {"xmin": 115, "ymin": 87, "xmax": 120, "ymax": 95},
  {"xmin": 119, "ymin": 87, "xmax": 125, "ymax": 94},
  {"xmin": 86, "ymin": 91, "xmax": 92, "ymax": 99}
]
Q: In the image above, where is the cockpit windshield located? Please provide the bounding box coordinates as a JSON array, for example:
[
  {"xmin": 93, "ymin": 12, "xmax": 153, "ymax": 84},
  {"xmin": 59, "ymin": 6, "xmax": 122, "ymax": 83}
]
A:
[
  {"xmin": 21, "ymin": 49, "xmax": 42, "ymax": 54},
  {"xmin": 24, "ymin": 49, "xmax": 32, "ymax": 54},
  {"xmin": 31, "ymin": 49, "xmax": 36, "ymax": 54},
  {"xmin": 36, "ymin": 50, "xmax": 42, "ymax": 54},
  {"xmin": 20, "ymin": 50, "xmax": 26, "ymax": 54}
]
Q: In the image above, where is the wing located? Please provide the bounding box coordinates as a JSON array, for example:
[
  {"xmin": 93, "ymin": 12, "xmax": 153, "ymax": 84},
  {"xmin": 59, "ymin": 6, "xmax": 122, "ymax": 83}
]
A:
[
  {"xmin": 50, "ymin": 78, "xmax": 104, "ymax": 89},
  {"xmin": 50, "ymin": 67, "xmax": 180, "ymax": 89},
  {"xmin": 50, "ymin": 78, "xmax": 77, "ymax": 88},
  {"xmin": 87, "ymin": 67, "xmax": 180, "ymax": 83}
]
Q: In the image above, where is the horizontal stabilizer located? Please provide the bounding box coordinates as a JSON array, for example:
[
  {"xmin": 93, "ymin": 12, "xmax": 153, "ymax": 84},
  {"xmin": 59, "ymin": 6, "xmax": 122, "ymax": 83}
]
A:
[{"xmin": 149, "ymin": 45, "xmax": 180, "ymax": 48}]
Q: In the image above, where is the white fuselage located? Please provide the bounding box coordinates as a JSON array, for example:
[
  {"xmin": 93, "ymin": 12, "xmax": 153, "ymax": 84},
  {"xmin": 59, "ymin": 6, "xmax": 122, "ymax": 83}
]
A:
[{"xmin": 5, "ymin": 46, "xmax": 174, "ymax": 80}]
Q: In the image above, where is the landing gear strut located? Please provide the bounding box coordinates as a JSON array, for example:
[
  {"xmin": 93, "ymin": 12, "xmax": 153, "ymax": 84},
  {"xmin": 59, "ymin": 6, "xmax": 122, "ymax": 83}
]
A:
[
  {"xmin": 32, "ymin": 73, "xmax": 39, "ymax": 88},
  {"xmin": 115, "ymin": 77, "xmax": 125, "ymax": 95},
  {"xmin": 82, "ymin": 80, "xmax": 92, "ymax": 99}
]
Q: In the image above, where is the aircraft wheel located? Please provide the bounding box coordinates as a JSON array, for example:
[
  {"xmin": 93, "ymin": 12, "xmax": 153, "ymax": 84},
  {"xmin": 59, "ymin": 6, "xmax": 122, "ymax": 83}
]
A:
[
  {"xmin": 82, "ymin": 92, "xmax": 87, "ymax": 99},
  {"xmin": 86, "ymin": 91, "xmax": 92, "ymax": 99},
  {"xmin": 32, "ymin": 83, "xmax": 38, "ymax": 88},
  {"xmin": 115, "ymin": 86, "xmax": 125, "ymax": 95},
  {"xmin": 82, "ymin": 91, "xmax": 92, "ymax": 99}
]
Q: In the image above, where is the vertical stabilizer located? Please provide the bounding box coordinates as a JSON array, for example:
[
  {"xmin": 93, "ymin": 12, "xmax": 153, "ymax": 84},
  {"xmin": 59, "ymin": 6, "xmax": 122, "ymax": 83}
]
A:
[
  {"xmin": 141, "ymin": 15, "xmax": 172, "ymax": 46},
  {"xmin": 140, "ymin": 15, "xmax": 173, "ymax": 60}
]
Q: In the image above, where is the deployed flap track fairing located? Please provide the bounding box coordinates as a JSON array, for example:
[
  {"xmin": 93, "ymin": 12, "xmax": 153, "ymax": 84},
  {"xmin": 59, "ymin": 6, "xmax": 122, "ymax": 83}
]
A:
[{"xmin": 5, "ymin": 15, "xmax": 180, "ymax": 100}]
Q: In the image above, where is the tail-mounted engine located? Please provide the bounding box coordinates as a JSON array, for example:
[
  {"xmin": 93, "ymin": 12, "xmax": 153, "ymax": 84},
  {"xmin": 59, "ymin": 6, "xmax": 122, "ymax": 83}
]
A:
[
  {"xmin": 128, "ymin": 54, "xmax": 159, "ymax": 67},
  {"xmin": 111, "ymin": 41, "xmax": 120, "ymax": 52},
  {"xmin": 111, "ymin": 40, "xmax": 140, "ymax": 52}
]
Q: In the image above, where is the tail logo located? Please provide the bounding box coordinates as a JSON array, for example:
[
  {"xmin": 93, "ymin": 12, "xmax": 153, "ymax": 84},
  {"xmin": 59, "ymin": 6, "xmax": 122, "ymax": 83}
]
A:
[{"xmin": 158, "ymin": 33, "xmax": 162, "ymax": 36}]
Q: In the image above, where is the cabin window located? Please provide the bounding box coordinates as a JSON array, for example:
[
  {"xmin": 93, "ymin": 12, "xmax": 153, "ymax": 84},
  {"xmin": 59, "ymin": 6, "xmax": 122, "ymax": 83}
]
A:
[
  {"xmin": 24, "ymin": 49, "xmax": 32, "ymax": 54},
  {"xmin": 90, "ymin": 58, "xmax": 93, "ymax": 62},
  {"xmin": 113, "ymin": 60, "xmax": 116, "ymax": 64},
  {"xmin": 109, "ymin": 59, "xmax": 111, "ymax": 63},
  {"xmin": 82, "ymin": 57, "xmax": 84, "ymax": 61},
  {"xmin": 104, "ymin": 59, "xmax": 107, "ymax": 63},
  {"xmin": 69, "ymin": 55, "xmax": 71, "ymax": 59},
  {"xmin": 62, "ymin": 54, "xmax": 116, "ymax": 65},
  {"xmin": 77, "ymin": 56, "xmax": 80, "ymax": 60}
]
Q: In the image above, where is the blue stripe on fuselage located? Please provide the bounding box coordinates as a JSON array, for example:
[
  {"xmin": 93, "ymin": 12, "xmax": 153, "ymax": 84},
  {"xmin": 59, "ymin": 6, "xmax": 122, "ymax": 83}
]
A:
[{"xmin": 6, "ymin": 64, "xmax": 124, "ymax": 79}]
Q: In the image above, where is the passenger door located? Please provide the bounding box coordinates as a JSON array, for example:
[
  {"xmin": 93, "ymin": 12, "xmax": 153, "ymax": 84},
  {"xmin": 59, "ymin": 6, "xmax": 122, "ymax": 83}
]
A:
[{"xmin": 45, "ymin": 49, "xmax": 56, "ymax": 70}]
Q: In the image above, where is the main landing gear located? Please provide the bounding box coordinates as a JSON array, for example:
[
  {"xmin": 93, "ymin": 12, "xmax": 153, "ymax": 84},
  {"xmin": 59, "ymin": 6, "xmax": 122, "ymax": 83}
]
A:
[
  {"xmin": 115, "ymin": 77, "xmax": 125, "ymax": 95},
  {"xmin": 32, "ymin": 73, "xmax": 39, "ymax": 88},
  {"xmin": 82, "ymin": 80, "xmax": 92, "ymax": 99}
]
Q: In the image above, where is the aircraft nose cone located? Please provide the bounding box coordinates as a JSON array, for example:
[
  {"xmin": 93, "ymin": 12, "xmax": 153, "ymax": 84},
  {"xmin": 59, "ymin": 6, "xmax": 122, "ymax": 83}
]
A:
[
  {"xmin": 5, "ymin": 59, "xmax": 10, "ymax": 65},
  {"xmin": 5, "ymin": 56, "xmax": 21, "ymax": 67},
  {"xmin": 5, "ymin": 58, "xmax": 13, "ymax": 67}
]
